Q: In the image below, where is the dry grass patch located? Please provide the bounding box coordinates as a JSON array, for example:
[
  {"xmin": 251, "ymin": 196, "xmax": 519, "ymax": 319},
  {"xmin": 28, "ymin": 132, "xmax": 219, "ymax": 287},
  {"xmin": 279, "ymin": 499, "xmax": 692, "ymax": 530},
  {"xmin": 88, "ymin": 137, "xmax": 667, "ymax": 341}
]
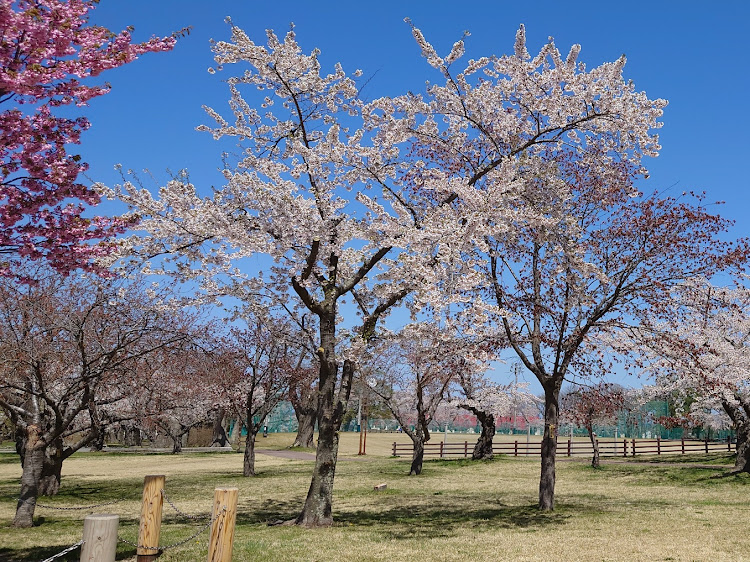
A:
[{"xmin": 1, "ymin": 436, "xmax": 748, "ymax": 561}]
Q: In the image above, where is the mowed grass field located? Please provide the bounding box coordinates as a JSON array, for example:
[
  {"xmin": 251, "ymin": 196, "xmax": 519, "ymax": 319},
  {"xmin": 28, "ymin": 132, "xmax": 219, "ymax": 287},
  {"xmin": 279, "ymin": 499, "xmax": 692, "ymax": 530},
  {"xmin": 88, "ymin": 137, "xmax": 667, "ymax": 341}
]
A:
[{"xmin": 1, "ymin": 432, "xmax": 748, "ymax": 561}]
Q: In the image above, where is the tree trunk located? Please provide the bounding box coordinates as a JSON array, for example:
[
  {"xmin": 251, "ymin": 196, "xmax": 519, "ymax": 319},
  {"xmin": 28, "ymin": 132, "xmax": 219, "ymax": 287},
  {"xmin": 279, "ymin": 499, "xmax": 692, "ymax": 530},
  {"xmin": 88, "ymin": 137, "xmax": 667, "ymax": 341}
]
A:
[
  {"xmin": 229, "ymin": 418, "xmax": 242, "ymax": 450},
  {"xmin": 211, "ymin": 407, "xmax": 229, "ymax": 447},
  {"xmin": 167, "ymin": 425, "xmax": 183, "ymax": 454},
  {"xmin": 292, "ymin": 404, "xmax": 317, "ymax": 449},
  {"xmin": 539, "ymin": 384, "xmax": 560, "ymax": 511},
  {"xmin": 296, "ymin": 408, "xmax": 339, "ymax": 526},
  {"xmin": 296, "ymin": 315, "xmax": 352, "ymax": 527},
  {"xmin": 471, "ymin": 410, "xmax": 495, "ymax": 460},
  {"xmin": 14, "ymin": 425, "xmax": 44, "ymax": 528},
  {"xmin": 730, "ymin": 421, "xmax": 750, "ymax": 474},
  {"xmin": 588, "ymin": 427, "xmax": 600, "ymax": 469},
  {"xmin": 123, "ymin": 426, "xmax": 142, "ymax": 447},
  {"xmin": 243, "ymin": 428, "xmax": 258, "ymax": 477},
  {"xmin": 410, "ymin": 436, "xmax": 425, "ymax": 475},
  {"xmin": 38, "ymin": 439, "xmax": 64, "ymax": 496},
  {"xmin": 89, "ymin": 430, "xmax": 105, "ymax": 451}
]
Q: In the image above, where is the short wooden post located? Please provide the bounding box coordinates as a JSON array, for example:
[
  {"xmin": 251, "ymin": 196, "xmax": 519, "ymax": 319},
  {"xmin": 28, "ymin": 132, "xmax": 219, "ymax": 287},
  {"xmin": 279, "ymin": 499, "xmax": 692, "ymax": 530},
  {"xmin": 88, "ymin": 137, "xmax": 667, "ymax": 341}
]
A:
[
  {"xmin": 464, "ymin": 440, "xmax": 468, "ymax": 458},
  {"xmin": 567, "ymin": 438, "xmax": 571, "ymax": 457},
  {"xmin": 439, "ymin": 441, "xmax": 444, "ymax": 458},
  {"xmin": 728, "ymin": 435, "xmax": 732, "ymax": 452},
  {"xmin": 207, "ymin": 487, "xmax": 239, "ymax": 562},
  {"xmin": 657, "ymin": 437, "xmax": 661, "ymax": 455},
  {"xmin": 137, "ymin": 475, "xmax": 165, "ymax": 562},
  {"xmin": 392, "ymin": 442, "xmax": 397, "ymax": 456},
  {"xmin": 623, "ymin": 439, "xmax": 627, "ymax": 457},
  {"xmin": 80, "ymin": 513, "xmax": 119, "ymax": 562},
  {"xmin": 631, "ymin": 439, "xmax": 636, "ymax": 457},
  {"xmin": 514, "ymin": 440, "xmax": 518, "ymax": 456},
  {"xmin": 705, "ymin": 438, "xmax": 709, "ymax": 454},
  {"xmin": 681, "ymin": 437, "xmax": 685, "ymax": 454}
]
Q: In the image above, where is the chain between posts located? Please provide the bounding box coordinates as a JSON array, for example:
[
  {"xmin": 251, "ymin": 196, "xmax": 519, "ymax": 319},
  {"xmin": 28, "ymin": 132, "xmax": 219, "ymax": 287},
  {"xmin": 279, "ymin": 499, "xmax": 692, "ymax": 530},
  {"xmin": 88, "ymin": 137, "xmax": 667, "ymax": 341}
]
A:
[
  {"xmin": 119, "ymin": 506, "xmax": 226, "ymax": 552},
  {"xmin": 13, "ymin": 491, "xmax": 226, "ymax": 554},
  {"xmin": 161, "ymin": 489, "xmax": 212, "ymax": 520},
  {"xmin": 40, "ymin": 540, "xmax": 84, "ymax": 562}
]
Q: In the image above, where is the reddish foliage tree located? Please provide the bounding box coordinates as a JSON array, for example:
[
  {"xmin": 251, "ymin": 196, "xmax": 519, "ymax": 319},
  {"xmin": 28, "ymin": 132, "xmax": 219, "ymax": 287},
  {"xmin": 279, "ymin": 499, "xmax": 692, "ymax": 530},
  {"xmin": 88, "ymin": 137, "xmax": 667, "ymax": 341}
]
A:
[
  {"xmin": 0, "ymin": 0, "xmax": 175, "ymax": 274},
  {"xmin": 561, "ymin": 384, "xmax": 624, "ymax": 468}
]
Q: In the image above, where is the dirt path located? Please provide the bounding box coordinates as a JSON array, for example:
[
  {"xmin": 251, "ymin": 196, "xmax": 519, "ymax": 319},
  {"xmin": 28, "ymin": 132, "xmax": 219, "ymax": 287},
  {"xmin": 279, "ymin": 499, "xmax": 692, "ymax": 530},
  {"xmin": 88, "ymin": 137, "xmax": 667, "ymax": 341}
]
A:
[{"xmin": 256, "ymin": 449, "xmax": 375, "ymax": 461}]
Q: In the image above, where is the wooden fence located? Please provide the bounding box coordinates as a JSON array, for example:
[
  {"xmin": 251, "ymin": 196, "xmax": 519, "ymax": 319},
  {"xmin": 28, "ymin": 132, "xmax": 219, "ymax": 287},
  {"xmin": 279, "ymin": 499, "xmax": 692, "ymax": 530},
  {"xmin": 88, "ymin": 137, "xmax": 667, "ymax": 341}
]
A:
[{"xmin": 391, "ymin": 436, "xmax": 735, "ymax": 459}]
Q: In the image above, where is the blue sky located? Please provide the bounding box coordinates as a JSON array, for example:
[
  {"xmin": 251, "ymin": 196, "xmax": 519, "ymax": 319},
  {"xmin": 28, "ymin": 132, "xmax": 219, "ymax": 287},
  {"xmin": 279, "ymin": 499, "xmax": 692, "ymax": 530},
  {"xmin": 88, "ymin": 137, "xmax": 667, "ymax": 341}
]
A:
[{"xmin": 77, "ymin": 1, "xmax": 749, "ymax": 386}]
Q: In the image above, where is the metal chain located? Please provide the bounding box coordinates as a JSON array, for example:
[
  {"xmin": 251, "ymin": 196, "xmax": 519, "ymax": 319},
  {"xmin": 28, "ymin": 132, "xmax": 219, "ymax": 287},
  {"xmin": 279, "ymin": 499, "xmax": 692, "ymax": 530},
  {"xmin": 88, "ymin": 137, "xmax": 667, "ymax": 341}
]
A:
[
  {"xmin": 161, "ymin": 489, "xmax": 211, "ymax": 520},
  {"xmin": 119, "ymin": 507, "xmax": 226, "ymax": 552},
  {"xmin": 39, "ymin": 540, "xmax": 84, "ymax": 562},
  {"xmin": 15, "ymin": 496, "xmax": 121, "ymax": 511}
]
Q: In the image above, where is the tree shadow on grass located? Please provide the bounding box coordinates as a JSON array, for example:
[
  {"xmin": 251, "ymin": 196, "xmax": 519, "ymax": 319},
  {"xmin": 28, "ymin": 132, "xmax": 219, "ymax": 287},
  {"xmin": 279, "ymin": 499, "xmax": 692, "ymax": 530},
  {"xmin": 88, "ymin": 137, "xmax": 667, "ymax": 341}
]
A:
[
  {"xmin": 0, "ymin": 544, "xmax": 82, "ymax": 562},
  {"xmin": 235, "ymin": 497, "xmax": 569, "ymax": 539},
  {"xmin": 335, "ymin": 502, "xmax": 569, "ymax": 539}
]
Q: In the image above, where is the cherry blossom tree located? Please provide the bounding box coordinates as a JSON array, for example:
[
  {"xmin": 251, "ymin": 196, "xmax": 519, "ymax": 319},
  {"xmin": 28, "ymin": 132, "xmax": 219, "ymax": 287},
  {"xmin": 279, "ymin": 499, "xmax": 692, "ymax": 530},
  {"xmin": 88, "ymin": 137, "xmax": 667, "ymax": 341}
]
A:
[
  {"xmin": 0, "ymin": 265, "xmax": 199, "ymax": 527},
  {"xmin": 137, "ymin": 348, "xmax": 216, "ymax": 454},
  {"xmin": 369, "ymin": 323, "xmax": 467, "ymax": 475},
  {"xmin": 0, "ymin": 0, "xmax": 177, "ymax": 275},
  {"xmin": 633, "ymin": 278, "xmax": 750, "ymax": 474},
  {"xmin": 106, "ymin": 21, "xmax": 669, "ymax": 525},
  {"xmin": 561, "ymin": 383, "xmax": 624, "ymax": 468},
  {"xmin": 212, "ymin": 315, "xmax": 299, "ymax": 477},
  {"xmin": 454, "ymin": 372, "xmax": 538, "ymax": 460},
  {"xmin": 478, "ymin": 184, "xmax": 747, "ymax": 508}
]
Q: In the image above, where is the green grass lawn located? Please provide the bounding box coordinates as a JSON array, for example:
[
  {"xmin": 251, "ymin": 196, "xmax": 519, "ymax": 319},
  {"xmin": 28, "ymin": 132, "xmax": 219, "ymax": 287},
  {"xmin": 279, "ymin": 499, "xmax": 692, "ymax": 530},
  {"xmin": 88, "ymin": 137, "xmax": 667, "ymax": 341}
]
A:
[{"xmin": 0, "ymin": 434, "xmax": 747, "ymax": 561}]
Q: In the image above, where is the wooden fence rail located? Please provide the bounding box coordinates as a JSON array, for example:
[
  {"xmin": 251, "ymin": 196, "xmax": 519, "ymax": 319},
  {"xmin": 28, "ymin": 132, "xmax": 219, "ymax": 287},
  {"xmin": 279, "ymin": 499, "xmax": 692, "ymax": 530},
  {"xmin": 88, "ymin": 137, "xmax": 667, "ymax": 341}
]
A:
[{"xmin": 392, "ymin": 436, "xmax": 735, "ymax": 459}]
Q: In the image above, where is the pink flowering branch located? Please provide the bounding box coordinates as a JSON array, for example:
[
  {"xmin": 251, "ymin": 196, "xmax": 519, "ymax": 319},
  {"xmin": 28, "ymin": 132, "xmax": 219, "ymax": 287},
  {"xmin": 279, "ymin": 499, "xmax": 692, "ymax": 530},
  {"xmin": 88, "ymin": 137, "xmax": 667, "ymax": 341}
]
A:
[{"xmin": 0, "ymin": 0, "xmax": 177, "ymax": 275}]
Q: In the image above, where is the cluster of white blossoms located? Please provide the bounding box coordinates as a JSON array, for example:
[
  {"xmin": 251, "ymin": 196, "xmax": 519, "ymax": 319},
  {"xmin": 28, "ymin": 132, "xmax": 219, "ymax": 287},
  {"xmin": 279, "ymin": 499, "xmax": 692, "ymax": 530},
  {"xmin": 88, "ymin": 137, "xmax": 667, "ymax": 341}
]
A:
[{"xmin": 103, "ymin": 21, "xmax": 665, "ymax": 336}]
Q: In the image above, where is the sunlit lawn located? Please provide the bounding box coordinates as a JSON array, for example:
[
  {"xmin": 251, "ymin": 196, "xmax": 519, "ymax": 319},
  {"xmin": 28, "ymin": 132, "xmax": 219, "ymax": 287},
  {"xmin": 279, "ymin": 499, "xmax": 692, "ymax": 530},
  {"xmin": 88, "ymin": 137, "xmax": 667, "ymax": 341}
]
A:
[{"xmin": 0, "ymin": 433, "xmax": 747, "ymax": 561}]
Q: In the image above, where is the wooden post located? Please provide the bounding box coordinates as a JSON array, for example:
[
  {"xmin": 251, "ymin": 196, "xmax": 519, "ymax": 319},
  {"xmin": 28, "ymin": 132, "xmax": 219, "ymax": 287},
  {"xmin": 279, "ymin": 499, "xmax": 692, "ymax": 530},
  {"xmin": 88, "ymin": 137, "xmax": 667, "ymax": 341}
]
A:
[
  {"xmin": 514, "ymin": 440, "xmax": 518, "ymax": 457},
  {"xmin": 464, "ymin": 440, "xmax": 468, "ymax": 458},
  {"xmin": 728, "ymin": 435, "xmax": 732, "ymax": 452},
  {"xmin": 567, "ymin": 438, "xmax": 571, "ymax": 457},
  {"xmin": 137, "ymin": 475, "xmax": 165, "ymax": 562},
  {"xmin": 439, "ymin": 441, "xmax": 444, "ymax": 458},
  {"xmin": 631, "ymin": 438, "xmax": 636, "ymax": 457},
  {"xmin": 705, "ymin": 438, "xmax": 709, "ymax": 454},
  {"xmin": 681, "ymin": 437, "xmax": 685, "ymax": 454},
  {"xmin": 657, "ymin": 437, "xmax": 661, "ymax": 455},
  {"xmin": 80, "ymin": 514, "xmax": 119, "ymax": 562},
  {"xmin": 207, "ymin": 487, "xmax": 239, "ymax": 562},
  {"xmin": 392, "ymin": 442, "xmax": 397, "ymax": 456},
  {"xmin": 623, "ymin": 439, "xmax": 627, "ymax": 457}
]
